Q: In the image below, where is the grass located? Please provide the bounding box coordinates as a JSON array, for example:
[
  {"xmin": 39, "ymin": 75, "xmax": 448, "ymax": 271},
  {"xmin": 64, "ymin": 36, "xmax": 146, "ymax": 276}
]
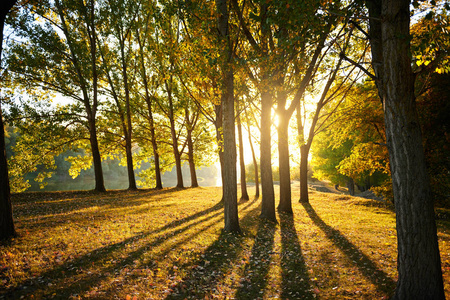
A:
[{"xmin": 0, "ymin": 185, "xmax": 449, "ymax": 299}]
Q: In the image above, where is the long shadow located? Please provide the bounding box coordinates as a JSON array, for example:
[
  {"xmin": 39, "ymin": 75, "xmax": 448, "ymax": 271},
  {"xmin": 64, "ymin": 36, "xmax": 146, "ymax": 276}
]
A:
[
  {"xmin": 15, "ymin": 189, "xmax": 223, "ymax": 233},
  {"xmin": 233, "ymin": 218, "xmax": 277, "ymax": 299},
  {"xmin": 0, "ymin": 199, "xmax": 226, "ymax": 299},
  {"xmin": 12, "ymin": 188, "xmax": 185, "ymax": 219},
  {"xmin": 301, "ymin": 202, "xmax": 396, "ymax": 293},
  {"xmin": 279, "ymin": 212, "xmax": 315, "ymax": 300},
  {"xmin": 165, "ymin": 200, "xmax": 260, "ymax": 299}
]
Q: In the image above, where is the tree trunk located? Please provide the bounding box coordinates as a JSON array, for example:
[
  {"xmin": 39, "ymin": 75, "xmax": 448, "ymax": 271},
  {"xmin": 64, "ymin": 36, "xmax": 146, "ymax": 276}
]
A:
[
  {"xmin": 152, "ymin": 142, "xmax": 163, "ymax": 189},
  {"xmin": 277, "ymin": 113, "xmax": 292, "ymax": 213},
  {"xmin": 121, "ymin": 42, "xmax": 137, "ymax": 190},
  {"xmin": 124, "ymin": 136, "xmax": 137, "ymax": 190},
  {"xmin": 260, "ymin": 90, "xmax": 276, "ymax": 222},
  {"xmin": 137, "ymin": 31, "xmax": 163, "ymax": 190},
  {"xmin": 148, "ymin": 107, "xmax": 163, "ymax": 189},
  {"xmin": 214, "ymin": 104, "xmax": 225, "ymax": 190},
  {"xmin": 88, "ymin": 118, "xmax": 106, "ymax": 192},
  {"xmin": 187, "ymin": 128, "xmax": 199, "ymax": 188},
  {"xmin": 367, "ymin": 0, "xmax": 445, "ymax": 298},
  {"xmin": 299, "ymin": 144, "xmax": 309, "ymax": 203},
  {"xmin": 86, "ymin": 1, "xmax": 105, "ymax": 193},
  {"xmin": 0, "ymin": 104, "xmax": 16, "ymax": 240},
  {"xmin": 166, "ymin": 80, "xmax": 184, "ymax": 189},
  {"xmin": 217, "ymin": 0, "xmax": 240, "ymax": 233},
  {"xmin": 237, "ymin": 112, "xmax": 249, "ymax": 201},
  {"xmin": 247, "ymin": 122, "xmax": 260, "ymax": 199},
  {"xmin": 171, "ymin": 134, "xmax": 184, "ymax": 189},
  {"xmin": 0, "ymin": 1, "xmax": 17, "ymax": 240},
  {"xmin": 347, "ymin": 178, "xmax": 355, "ymax": 196}
]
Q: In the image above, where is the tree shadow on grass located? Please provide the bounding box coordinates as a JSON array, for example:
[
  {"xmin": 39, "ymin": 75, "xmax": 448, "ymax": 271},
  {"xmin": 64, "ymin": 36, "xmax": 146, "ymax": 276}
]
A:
[
  {"xmin": 233, "ymin": 218, "xmax": 277, "ymax": 299},
  {"xmin": 13, "ymin": 188, "xmax": 221, "ymax": 233},
  {"xmin": 165, "ymin": 200, "xmax": 260, "ymax": 299},
  {"xmin": 279, "ymin": 212, "xmax": 315, "ymax": 300},
  {"xmin": 301, "ymin": 202, "xmax": 396, "ymax": 294},
  {"xmin": 0, "ymin": 198, "xmax": 226, "ymax": 299},
  {"xmin": 12, "ymin": 188, "xmax": 186, "ymax": 219}
]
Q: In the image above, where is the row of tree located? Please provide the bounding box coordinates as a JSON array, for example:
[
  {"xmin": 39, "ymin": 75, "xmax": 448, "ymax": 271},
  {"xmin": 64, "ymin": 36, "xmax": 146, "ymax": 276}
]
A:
[{"xmin": 1, "ymin": 0, "xmax": 449, "ymax": 298}]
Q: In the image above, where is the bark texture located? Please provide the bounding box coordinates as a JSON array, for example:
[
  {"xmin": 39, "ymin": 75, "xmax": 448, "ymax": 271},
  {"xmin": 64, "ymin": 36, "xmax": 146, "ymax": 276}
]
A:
[
  {"xmin": 0, "ymin": 103, "xmax": 15, "ymax": 240},
  {"xmin": 367, "ymin": 0, "xmax": 445, "ymax": 298},
  {"xmin": 217, "ymin": 0, "xmax": 240, "ymax": 232},
  {"xmin": 88, "ymin": 119, "xmax": 106, "ymax": 192},
  {"xmin": 260, "ymin": 90, "xmax": 276, "ymax": 222},
  {"xmin": 0, "ymin": 0, "xmax": 18, "ymax": 239},
  {"xmin": 277, "ymin": 112, "xmax": 292, "ymax": 213}
]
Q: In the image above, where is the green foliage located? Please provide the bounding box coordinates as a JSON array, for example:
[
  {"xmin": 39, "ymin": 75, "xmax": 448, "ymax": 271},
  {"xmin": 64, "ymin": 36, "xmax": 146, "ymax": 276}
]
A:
[
  {"xmin": 411, "ymin": 9, "xmax": 450, "ymax": 74},
  {"xmin": 311, "ymin": 80, "xmax": 390, "ymax": 193}
]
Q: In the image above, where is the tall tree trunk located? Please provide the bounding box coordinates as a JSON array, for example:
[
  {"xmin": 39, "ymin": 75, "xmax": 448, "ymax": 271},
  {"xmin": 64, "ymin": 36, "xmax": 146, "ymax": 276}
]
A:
[
  {"xmin": 277, "ymin": 111, "xmax": 292, "ymax": 213},
  {"xmin": 260, "ymin": 90, "xmax": 276, "ymax": 222},
  {"xmin": 217, "ymin": 0, "xmax": 240, "ymax": 233},
  {"xmin": 237, "ymin": 112, "xmax": 249, "ymax": 201},
  {"xmin": 88, "ymin": 9, "xmax": 105, "ymax": 192},
  {"xmin": 87, "ymin": 0, "xmax": 105, "ymax": 193},
  {"xmin": 299, "ymin": 144, "xmax": 309, "ymax": 203},
  {"xmin": 367, "ymin": 0, "xmax": 445, "ymax": 298},
  {"xmin": 166, "ymin": 80, "xmax": 184, "ymax": 189},
  {"xmin": 119, "ymin": 33, "xmax": 137, "ymax": 190},
  {"xmin": 137, "ymin": 31, "xmax": 162, "ymax": 190},
  {"xmin": 0, "ymin": 1, "xmax": 17, "ymax": 240}
]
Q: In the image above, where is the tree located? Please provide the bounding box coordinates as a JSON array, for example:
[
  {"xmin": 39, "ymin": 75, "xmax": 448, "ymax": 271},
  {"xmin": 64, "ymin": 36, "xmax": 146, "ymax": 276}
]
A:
[
  {"xmin": 230, "ymin": 0, "xmax": 276, "ymax": 221},
  {"xmin": 310, "ymin": 80, "xmax": 389, "ymax": 191},
  {"xmin": 134, "ymin": 6, "xmax": 164, "ymax": 190},
  {"xmin": 97, "ymin": 0, "xmax": 140, "ymax": 190},
  {"xmin": 365, "ymin": 0, "xmax": 445, "ymax": 298},
  {"xmin": 6, "ymin": 0, "xmax": 107, "ymax": 192},
  {"xmin": 0, "ymin": 0, "xmax": 17, "ymax": 240},
  {"xmin": 217, "ymin": 0, "xmax": 240, "ymax": 233}
]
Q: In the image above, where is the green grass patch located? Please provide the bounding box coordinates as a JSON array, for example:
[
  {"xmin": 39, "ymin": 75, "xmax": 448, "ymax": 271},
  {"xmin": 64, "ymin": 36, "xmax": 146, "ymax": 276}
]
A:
[{"xmin": 1, "ymin": 186, "xmax": 449, "ymax": 299}]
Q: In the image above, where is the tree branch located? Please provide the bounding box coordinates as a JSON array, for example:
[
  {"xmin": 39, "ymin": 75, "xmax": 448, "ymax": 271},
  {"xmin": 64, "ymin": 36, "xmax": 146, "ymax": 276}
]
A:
[{"xmin": 340, "ymin": 52, "xmax": 377, "ymax": 80}]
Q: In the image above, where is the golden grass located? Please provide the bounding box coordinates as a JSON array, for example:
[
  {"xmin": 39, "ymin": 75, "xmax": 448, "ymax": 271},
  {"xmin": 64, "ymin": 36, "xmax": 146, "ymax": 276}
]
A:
[{"xmin": 0, "ymin": 185, "xmax": 449, "ymax": 299}]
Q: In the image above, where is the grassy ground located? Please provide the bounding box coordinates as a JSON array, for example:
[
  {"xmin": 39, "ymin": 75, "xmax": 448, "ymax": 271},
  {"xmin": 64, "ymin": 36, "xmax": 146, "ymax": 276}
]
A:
[{"xmin": 1, "ymin": 185, "xmax": 449, "ymax": 299}]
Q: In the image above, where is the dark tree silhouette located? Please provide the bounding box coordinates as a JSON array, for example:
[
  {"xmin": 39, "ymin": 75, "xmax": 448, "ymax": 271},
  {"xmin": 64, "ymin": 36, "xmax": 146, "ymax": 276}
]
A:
[
  {"xmin": 366, "ymin": 0, "xmax": 445, "ymax": 298},
  {"xmin": 0, "ymin": 0, "xmax": 17, "ymax": 240}
]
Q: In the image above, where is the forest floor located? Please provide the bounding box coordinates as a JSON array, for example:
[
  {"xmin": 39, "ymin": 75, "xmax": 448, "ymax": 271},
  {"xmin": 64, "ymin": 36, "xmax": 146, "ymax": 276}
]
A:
[{"xmin": 1, "ymin": 185, "xmax": 449, "ymax": 299}]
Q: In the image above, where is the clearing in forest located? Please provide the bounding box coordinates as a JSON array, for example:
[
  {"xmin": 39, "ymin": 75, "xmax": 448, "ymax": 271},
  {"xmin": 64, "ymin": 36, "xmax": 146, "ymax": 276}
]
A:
[{"xmin": 1, "ymin": 186, "xmax": 449, "ymax": 299}]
